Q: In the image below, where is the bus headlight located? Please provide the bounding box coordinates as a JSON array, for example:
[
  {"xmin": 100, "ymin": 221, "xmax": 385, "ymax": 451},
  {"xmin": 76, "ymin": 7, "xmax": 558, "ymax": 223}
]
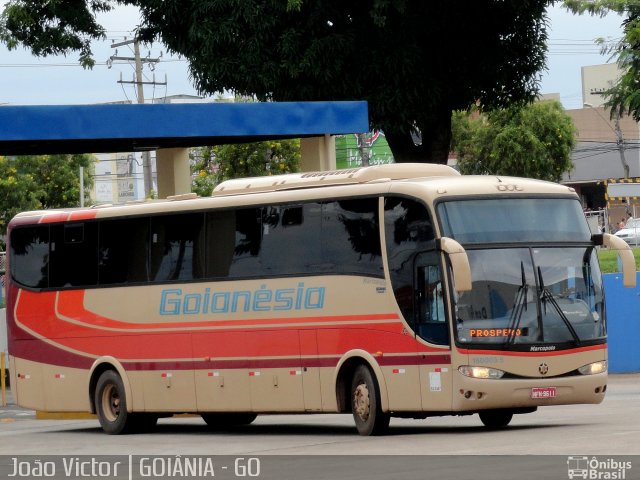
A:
[
  {"xmin": 578, "ymin": 361, "xmax": 607, "ymax": 375},
  {"xmin": 458, "ymin": 366, "xmax": 505, "ymax": 379}
]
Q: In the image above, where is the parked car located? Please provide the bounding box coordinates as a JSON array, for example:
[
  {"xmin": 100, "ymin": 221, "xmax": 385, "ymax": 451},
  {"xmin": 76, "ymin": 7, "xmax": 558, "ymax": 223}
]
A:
[{"xmin": 615, "ymin": 218, "xmax": 640, "ymax": 246}]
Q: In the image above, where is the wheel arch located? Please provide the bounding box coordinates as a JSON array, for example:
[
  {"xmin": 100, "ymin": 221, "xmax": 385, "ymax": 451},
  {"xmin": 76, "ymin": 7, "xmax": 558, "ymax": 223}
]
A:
[
  {"xmin": 88, "ymin": 357, "xmax": 134, "ymax": 414},
  {"xmin": 333, "ymin": 350, "xmax": 389, "ymax": 413}
]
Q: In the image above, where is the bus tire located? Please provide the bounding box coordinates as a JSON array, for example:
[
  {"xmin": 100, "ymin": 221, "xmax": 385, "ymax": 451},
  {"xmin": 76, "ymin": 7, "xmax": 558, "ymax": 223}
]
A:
[
  {"xmin": 201, "ymin": 413, "xmax": 257, "ymax": 429},
  {"xmin": 479, "ymin": 410, "xmax": 513, "ymax": 429},
  {"xmin": 95, "ymin": 370, "xmax": 136, "ymax": 435},
  {"xmin": 350, "ymin": 364, "xmax": 390, "ymax": 436}
]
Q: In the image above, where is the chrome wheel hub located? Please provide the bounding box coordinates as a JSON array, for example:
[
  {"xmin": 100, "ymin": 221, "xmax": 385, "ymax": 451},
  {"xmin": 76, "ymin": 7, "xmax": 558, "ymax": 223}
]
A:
[{"xmin": 353, "ymin": 383, "xmax": 370, "ymax": 421}]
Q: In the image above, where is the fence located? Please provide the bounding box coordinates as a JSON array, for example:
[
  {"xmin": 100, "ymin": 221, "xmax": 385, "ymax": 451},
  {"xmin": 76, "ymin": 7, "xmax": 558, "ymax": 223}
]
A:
[{"xmin": 603, "ymin": 272, "xmax": 640, "ymax": 373}]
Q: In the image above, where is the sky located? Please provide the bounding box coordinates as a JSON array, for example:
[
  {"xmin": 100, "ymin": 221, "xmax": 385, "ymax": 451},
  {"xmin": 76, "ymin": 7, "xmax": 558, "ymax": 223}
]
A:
[{"xmin": 0, "ymin": 4, "xmax": 627, "ymax": 109}]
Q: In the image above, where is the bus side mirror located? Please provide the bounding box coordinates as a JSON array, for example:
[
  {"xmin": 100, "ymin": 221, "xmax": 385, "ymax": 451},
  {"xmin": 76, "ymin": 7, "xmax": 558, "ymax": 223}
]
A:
[
  {"xmin": 438, "ymin": 237, "xmax": 472, "ymax": 293},
  {"xmin": 601, "ymin": 233, "xmax": 637, "ymax": 288}
]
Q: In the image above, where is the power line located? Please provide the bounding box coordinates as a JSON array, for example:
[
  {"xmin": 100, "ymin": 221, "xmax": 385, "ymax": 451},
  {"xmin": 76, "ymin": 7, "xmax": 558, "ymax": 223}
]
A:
[{"xmin": 0, "ymin": 59, "xmax": 186, "ymax": 69}]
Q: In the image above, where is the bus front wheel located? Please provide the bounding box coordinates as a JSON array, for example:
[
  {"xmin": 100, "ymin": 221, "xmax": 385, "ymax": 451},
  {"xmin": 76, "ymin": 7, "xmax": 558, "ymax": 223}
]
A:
[
  {"xmin": 350, "ymin": 365, "xmax": 390, "ymax": 436},
  {"xmin": 95, "ymin": 370, "xmax": 136, "ymax": 435},
  {"xmin": 479, "ymin": 410, "xmax": 513, "ymax": 429}
]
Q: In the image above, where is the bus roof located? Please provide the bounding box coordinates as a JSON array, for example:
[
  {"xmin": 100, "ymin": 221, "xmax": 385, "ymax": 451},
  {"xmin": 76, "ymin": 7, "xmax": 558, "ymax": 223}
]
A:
[
  {"xmin": 9, "ymin": 165, "xmax": 578, "ymax": 226},
  {"xmin": 213, "ymin": 163, "xmax": 459, "ymax": 196}
]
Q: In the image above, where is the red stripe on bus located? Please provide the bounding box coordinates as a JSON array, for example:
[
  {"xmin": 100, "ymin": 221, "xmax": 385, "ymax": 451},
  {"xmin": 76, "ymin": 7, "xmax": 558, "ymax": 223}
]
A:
[
  {"xmin": 68, "ymin": 210, "xmax": 98, "ymax": 221},
  {"xmin": 121, "ymin": 355, "xmax": 451, "ymax": 372},
  {"xmin": 15, "ymin": 290, "xmax": 448, "ymax": 360},
  {"xmin": 377, "ymin": 355, "xmax": 451, "ymax": 366},
  {"xmin": 39, "ymin": 212, "xmax": 70, "ymax": 223},
  {"xmin": 10, "ymin": 337, "xmax": 95, "ymax": 370}
]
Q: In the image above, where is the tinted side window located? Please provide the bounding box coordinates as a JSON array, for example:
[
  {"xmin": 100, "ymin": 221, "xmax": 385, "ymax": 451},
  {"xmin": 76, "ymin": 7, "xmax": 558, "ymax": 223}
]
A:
[
  {"xmin": 206, "ymin": 200, "xmax": 383, "ymax": 280},
  {"xmin": 10, "ymin": 226, "xmax": 50, "ymax": 288},
  {"xmin": 227, "ymin": 208, "xmax": 263, "ymax": 278},
  {"xmin": 385, "ymin": 197, "xmax": 434, "ymax": 322},
  {"xmin": 260, "ymin": 204, "xmax": 322, "ymax": 276},
  {"xmin": 322, "ymin": 199, "xmax": 382, "ymax": 276},
  {"xmin": 205, "ymin": 210, "xmax": 235, "ymax": 278},
  {"xmin": 49, "ymin": 222, "xmax": 99, "ymax": 287},
  {"xmin": 150, "ymin": 213, "xmax": 205, "ymax": 282},
  {"xmin": 99, "ymin": 218, "xmax": 149, "ymax": 284}
]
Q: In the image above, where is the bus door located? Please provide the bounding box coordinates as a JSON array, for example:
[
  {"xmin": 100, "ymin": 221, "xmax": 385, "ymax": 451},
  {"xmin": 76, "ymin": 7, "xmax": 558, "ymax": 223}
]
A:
[{"xmin": 415, "ymin": 251, "xmax": 453, "ymax": 411}]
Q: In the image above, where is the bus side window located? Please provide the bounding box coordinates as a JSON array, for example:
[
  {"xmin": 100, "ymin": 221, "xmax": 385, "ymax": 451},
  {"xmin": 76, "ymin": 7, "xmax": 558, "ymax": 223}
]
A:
[
  {"xmin": 150, "ymin": 213, "xmax": 205, "ymax": 282},
  {"xmin": 49, "ymin": 222, "xmax": 98, "ymax": 288},
  {"xmin": 385, "ymin": 197, "xmax": 435, "ymax": 326},
  {"xmin": 228, "ymin": 207, "xmax": 263, "ymax": 278},
  {"xmin": 10, "ymin": 225, "xmax": 50, "ymax": 289},
  {"xmin": 206, "ymin": 210, "xmax": 236, "ymax": 278},
  {"xmin": 98, "ymin": 218, "xmax": 150, "ymax": 284},
  {"xmin": 416, "ymin": 263, "xmax": 449, "ymax": 346}
]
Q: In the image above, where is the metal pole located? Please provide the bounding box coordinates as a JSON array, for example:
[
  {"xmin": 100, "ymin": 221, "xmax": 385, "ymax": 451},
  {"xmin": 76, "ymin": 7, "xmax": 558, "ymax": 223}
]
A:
[
  {"xmin": 612, "ymin": 111, "xmax": 630, "ymax": 179},
  {"xmin": 584, "ymin": 104, "xmax": 630, "ymax": 178},
  {"xmin": 134, "ymin": 40, "xmax": 153, "ymax": 198},
  {"xmin": 79, "ymin": 166, "xmax": 84, "ymax": 208},
  {"xmin": 357, "ymin": 133, "xmax": 370, "ymax": 167},
  {"xmin": 1, "ymin": 352, "xmax": 6, "ymax": 407}
]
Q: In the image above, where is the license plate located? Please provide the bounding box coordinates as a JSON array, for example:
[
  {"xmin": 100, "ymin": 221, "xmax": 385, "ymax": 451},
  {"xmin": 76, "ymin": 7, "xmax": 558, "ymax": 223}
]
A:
[{"xmin": 531, "ymin": 387, "xmax": 556, "ymax": 399}]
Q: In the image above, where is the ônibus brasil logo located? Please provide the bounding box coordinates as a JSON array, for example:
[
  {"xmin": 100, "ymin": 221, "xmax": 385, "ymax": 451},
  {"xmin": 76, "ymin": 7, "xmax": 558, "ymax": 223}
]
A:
[{"xmin": 567, "ymin": 456, "xmax": 632, "ymax": 480}]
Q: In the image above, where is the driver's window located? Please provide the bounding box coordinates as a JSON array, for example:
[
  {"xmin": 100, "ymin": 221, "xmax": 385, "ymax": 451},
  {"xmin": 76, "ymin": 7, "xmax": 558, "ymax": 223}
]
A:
[{"xmin": 416, "ymin": 253, "xmax": 449, "ymax": 345}]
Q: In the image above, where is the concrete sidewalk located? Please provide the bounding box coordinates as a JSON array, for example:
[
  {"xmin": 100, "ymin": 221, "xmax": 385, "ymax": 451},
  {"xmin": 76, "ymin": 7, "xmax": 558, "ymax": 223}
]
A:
[{"xmin": 1, "ymin": 387, "xmax": 15, "ymax": 408}]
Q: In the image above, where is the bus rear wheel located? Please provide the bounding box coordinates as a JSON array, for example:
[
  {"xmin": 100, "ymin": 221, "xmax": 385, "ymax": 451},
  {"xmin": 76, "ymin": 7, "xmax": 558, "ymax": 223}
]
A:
[
  {"xmin": 201, "ymin": 413, "xmax": 257, "ymax": 429},
  {"xmin": 350, "ymin": 365, "xmax": 390, "ymax": 436},
  {"xmin": 479, "ymin": 410, "xmax": 513, "ymax": 429},
  {"xmin": 95, "ymin": 370, "xmax": 137, "ymax": 435}
]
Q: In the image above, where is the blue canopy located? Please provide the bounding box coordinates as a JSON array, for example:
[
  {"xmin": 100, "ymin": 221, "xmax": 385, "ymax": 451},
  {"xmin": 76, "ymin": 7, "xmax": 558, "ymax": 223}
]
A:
[{"xmin": 0, "ymin": 101, "xmax": 368, "ymax": 155}]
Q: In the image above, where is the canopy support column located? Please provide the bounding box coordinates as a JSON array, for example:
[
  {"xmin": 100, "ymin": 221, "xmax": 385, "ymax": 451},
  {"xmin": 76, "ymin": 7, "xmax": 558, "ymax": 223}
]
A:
[
  {"xmin": 300, "ymin": 135, "xmax": 336, "ymax": 172},
  {"xmin": 156, "ymin": 147, "xmax": 191, "ymax": 198}
]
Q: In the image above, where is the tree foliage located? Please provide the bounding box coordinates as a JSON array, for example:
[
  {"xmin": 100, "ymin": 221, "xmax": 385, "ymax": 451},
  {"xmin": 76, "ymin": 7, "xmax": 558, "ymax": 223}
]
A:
[
  {"xmin": 452, "ymin": 101, "xmax": 576, "ymax": 182},
  {"xmin": 0, "ymin": 154, "xmax": 94, "ymax": 236},
  {"xmin": 564, "ymin": 1, "xmax": 640, "ymax": 121},
  {"xmin": 1, "ymin": 0, "xmax": 552, "ymax": 164},
  {"xmin": 191, "ymin": 140, "xmax": 300, "ymax": 197}
]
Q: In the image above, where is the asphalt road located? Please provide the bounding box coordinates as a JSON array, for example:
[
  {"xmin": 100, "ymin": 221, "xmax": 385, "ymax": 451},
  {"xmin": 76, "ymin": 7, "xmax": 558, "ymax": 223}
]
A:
[
  {"xmin": 1, "ymin": 375, "xmax": 639, "ymax": 480},
  {"xmin": 0, "ymin": 374, "xmax": 638, "ymax": 457}
]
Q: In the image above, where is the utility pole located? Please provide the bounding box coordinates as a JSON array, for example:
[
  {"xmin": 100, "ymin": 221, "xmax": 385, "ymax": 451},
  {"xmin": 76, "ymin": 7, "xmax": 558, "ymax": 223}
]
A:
[
  {"xmin": 585, "ymin": 91, "xmax": 630, "ymax": 179},
  {"xmin": 357, "ymin": 133, "xmax": 370, "ymax": 167},
  {"xmin": 109, "ymin": 38, "xmax": 166, "ymax": 197},
  {"xmin": 612, "ymin": 111, "xmax": 630, "ymax": 179}
]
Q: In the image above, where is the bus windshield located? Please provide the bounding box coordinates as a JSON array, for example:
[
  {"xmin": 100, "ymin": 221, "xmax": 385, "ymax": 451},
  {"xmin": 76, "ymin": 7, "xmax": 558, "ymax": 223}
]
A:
[
  {"xmin": 438, "ymin": 198, "xmax": 604, "ymax": 348},
  {"xmin": 453, "ymin": 247, "xmax": 605, "ymax": 347},
  {"xmin": 438, "ymin": 198, "xmax": 591, "ymax": 244}
]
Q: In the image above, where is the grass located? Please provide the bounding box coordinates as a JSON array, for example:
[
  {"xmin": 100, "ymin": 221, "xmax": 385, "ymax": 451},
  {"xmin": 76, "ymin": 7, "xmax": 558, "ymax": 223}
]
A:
[{"xmin": 597, "ymin": 247, "xmax": 640, "ymax": 274}]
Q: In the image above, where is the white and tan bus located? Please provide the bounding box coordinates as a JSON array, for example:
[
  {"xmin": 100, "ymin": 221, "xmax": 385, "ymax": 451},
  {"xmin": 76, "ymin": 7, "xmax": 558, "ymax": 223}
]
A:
[{"xmin": 6, "ymin": 164, "xmax": 636, "ymax": 435}]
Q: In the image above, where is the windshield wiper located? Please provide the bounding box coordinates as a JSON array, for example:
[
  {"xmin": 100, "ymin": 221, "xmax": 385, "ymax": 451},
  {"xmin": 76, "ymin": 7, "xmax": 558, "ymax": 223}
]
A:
[
  {"xmin": 537, "ymin": 266, "xmax": 581, "ymax": 345},
  {"xmin": 506, "ymin": 262, "xmax": 528, "ymax": 346}
]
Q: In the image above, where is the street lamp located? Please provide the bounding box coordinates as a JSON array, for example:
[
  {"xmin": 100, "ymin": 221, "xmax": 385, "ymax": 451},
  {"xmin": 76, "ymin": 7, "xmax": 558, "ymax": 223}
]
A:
[{"xmin": 584, "ymin": 102, "xmax": 630, "ymax": 178}]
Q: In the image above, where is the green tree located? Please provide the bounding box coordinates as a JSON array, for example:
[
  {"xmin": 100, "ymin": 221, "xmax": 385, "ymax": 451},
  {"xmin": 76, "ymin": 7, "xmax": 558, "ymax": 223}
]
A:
[
  {"xmin": 564, "ymin": 1, "xmax": 640, "ymax": 121},
  {"xmin": 1, "ymin": 0, "xmax": 552, "ymax": 164},
  {"xmin": 191, "ymin": 140, "xmax": 300, "ymax": 196},
  {"xmin": 0, "ymin": 154, "xmax": 94, "ymax": 236},
  {"xmin": 452, "ymin": 101, "xmax": 576, "ymax": 182},
  {"xmin": 0, "ymin": 156, "xmax": 41, "ymax": 237}
]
